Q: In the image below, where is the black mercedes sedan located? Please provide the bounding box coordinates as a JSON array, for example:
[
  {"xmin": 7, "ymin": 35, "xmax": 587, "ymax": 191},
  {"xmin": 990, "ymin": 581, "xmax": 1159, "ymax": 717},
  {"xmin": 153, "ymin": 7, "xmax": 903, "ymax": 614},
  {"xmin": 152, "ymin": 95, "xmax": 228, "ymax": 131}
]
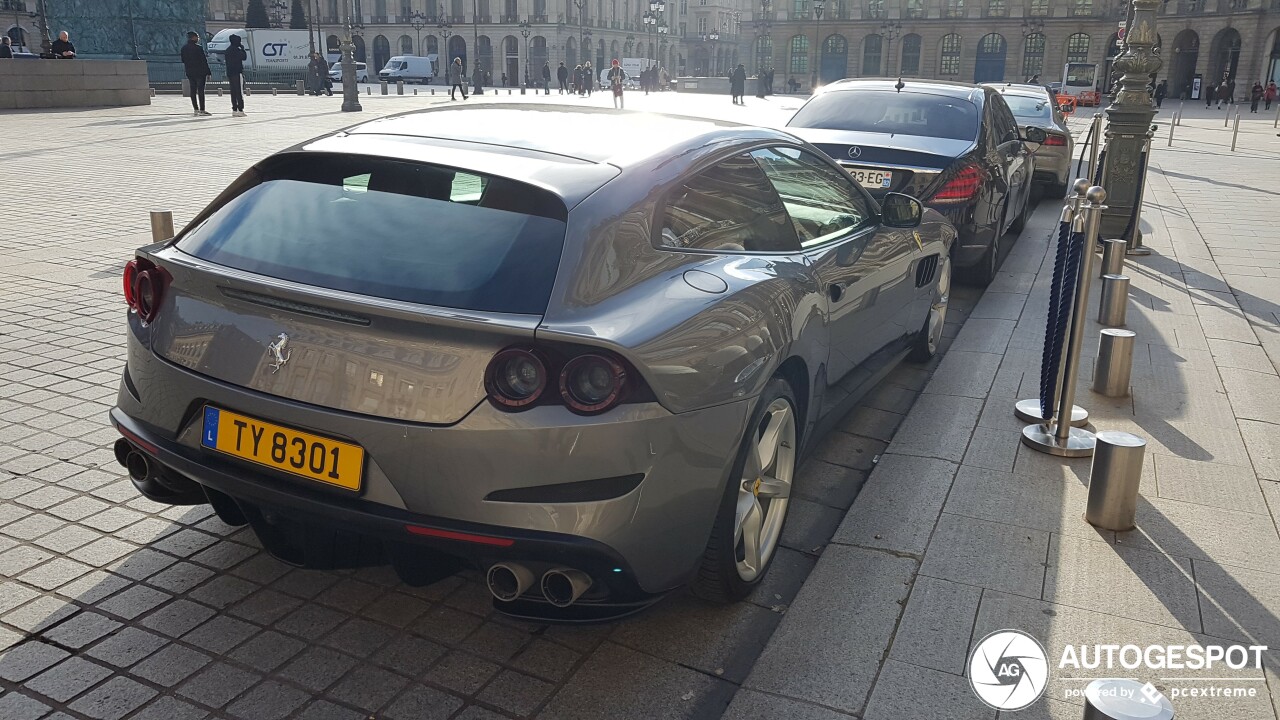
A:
[{"xmin": 786, "ymin": 79, "xmax": 1045, "ymax": 285}]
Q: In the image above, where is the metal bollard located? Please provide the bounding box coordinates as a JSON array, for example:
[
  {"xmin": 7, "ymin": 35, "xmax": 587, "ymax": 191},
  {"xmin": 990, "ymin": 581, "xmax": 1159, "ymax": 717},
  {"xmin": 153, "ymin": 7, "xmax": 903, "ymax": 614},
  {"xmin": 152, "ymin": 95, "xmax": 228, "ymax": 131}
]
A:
[
  {"xmin": 1093, "ymin": 329, "xmax": 1136, "ymax": 397},
  {"xmin": 217, "ymin": 87, "xmax": 223, "ymax": 97},
  {"xmin": 181, "ymin": 77, "xmax": 191, "ymax": 97},
  {"xmin": 1085, "ymin": 432, "xmax": 1147, "ymax": 531},
  {"xmin": 366, "ymin": 86, "xmax": 371, "ymax": 95},
  {"xmin": 149, "ymin": 211, "xmax": 174, "ymax": 242},
  {"xmin": 414, "ymin": 88, "xmax": 418, "ymax": 95},
  {"xmin": 150, "ymin": 87, "xmax": 156, "ymax": 97},
  {"xmin": 381, "ymin": 81, "xmax": 388, "ymax": 95},
  {"xmin": 1167, "ymin": 117, "xmax": 1175, "ymax": 146},
  {"xmin": 431, "ymin": 88, "xmax": 435, "ymax": 95},
  {"xmin": 1098, "ymin": 274, "xmax": 1130, "ymax": 327},
  {"xmin": 296, "ymin": 80, "xmax": 305, "ymax": 96},
  {"xmin": 272, "ymin": 87, "xmax": 277, "ymax": 96},
  {"xmin": 397, "ymin": 80, "xmax": 404, "ymax": 95},
  {"xmin": 1231, "ymin": 112, "xmax": 1241, "ymax": 151},
  {"xmin": 1177, "ymin": 101, "xmax": 1183, "ymax": 124},
  {"xmin": 1083, "ymin": 679, "xmax": 1172, "ymax": 720},
  {"xmin": 1224, "ymin": 108, "xmax": 1231, "ymax": 127},
  {"xmin": 1100, "ymin": 239, "xmax": 1126, "ymax": 277}
]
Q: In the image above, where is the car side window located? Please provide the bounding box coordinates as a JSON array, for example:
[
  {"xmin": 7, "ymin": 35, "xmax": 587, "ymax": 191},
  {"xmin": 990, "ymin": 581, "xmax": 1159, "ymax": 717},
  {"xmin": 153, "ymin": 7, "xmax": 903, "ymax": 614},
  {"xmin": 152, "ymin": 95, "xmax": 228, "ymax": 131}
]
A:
[
  {"xmin": 658, "ymin": 154, "xmax": 800, "ymax": 253},
  {"xmin": 990, "ymin": 98, "xmax": 1018, "ymax": 144},
  {"xmin": 750, "ymin": 146, "xmax": 875, "ymax": 249}
]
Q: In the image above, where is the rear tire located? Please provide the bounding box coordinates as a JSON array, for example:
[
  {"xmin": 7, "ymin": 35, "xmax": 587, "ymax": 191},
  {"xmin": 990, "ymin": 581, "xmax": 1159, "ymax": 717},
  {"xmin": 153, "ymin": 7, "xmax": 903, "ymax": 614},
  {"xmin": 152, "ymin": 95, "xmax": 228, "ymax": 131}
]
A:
[{"xmin": 692, "ymin": 377, "xmax": 798, "ymax": 603}]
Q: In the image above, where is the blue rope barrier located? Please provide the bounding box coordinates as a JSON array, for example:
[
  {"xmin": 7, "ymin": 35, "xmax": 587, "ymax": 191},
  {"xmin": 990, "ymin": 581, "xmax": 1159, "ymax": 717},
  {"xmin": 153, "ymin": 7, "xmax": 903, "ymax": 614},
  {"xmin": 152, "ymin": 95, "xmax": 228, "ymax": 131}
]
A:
[
  {"xmin": 1039, "ymin": 218, "xmax": 1073, "ymax": 419},
  {"xmin": 1040, "ymin": 227, "xmax": 1087, "ymax": 420},
  {"xmin": 1093, "ymin": 149, "xmax": 1107, "ymax": 187},
  {"xmin": 1074, "ymin": 122, "xmax": 1097, "ymax": 180}
]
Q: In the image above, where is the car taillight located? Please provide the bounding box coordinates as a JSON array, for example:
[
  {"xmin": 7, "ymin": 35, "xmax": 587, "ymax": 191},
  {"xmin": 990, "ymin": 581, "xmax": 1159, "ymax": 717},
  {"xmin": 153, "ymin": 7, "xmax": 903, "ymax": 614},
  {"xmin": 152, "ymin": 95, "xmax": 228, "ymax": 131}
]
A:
[
  {"xmin": 560, "ymin": 354, "xmax": 628, "ymax": 415},
  {"xmin": 123, "ymin": 257, "xmax": 169, "ymax": 325},
  {"xmin": 485, "ymin": 348, "xmax": 549, "ymax": 408},
  {"xmin": 931, "ymin": 165, "xmax": 984, "ymax": 204},
  {"xmin": 1043, "ymin": 134, "xmax": 1068, "ymax": 146},
  {"xmin": 485, "ymin": 346, "xmax": 641, "ymax": 415}
]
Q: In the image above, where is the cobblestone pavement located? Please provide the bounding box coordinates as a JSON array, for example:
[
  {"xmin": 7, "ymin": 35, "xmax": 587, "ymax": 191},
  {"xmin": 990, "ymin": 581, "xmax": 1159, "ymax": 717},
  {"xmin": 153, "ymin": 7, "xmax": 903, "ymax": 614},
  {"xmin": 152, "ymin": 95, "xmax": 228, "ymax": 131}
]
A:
[
  {"xmin": 725, "ymin": 108, "xmax": 1280, "ymax": 720},
  {"xmin": 0, "ymin": 92, "xmax": 979, "ymax": 720}
]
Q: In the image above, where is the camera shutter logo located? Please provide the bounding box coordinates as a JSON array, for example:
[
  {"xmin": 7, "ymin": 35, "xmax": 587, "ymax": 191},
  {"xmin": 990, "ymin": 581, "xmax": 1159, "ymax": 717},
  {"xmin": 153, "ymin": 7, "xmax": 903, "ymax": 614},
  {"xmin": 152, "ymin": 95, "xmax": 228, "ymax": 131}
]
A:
[{"xmin": 968, "ymin": 629, "xmax": 1049, "ymax": 711}]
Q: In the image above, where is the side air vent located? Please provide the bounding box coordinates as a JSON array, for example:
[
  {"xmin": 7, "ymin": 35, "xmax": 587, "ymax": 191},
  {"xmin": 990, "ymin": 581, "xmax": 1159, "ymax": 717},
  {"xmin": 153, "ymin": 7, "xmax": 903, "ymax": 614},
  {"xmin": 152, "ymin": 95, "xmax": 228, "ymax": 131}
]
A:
[{"xmin": 915, "ymin": 254, "xmax": 939, "ymax": 288}]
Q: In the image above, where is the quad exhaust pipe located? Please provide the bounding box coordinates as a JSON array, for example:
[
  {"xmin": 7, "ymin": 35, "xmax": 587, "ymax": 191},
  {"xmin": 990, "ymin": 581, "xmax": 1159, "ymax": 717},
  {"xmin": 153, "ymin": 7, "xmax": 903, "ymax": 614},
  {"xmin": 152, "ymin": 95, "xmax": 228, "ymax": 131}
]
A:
[{"xmin": 485, "ymin": 563, "xmax": 594, "ymax": 607}]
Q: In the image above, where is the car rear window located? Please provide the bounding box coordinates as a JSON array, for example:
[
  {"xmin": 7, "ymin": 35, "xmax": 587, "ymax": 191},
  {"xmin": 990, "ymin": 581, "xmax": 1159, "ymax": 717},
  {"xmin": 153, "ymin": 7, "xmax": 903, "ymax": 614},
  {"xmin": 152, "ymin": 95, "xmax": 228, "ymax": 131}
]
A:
[
  {"xmin": 175, "ymin": 154, "xmax": 568, "ymax": 315},
  {"xmin": 1003, "ymin": 94, "xmax": 1052, "ymax": 121},
  {"xmin": 789, "ymin": 90, "xmax": 979, "ymax": 142}
]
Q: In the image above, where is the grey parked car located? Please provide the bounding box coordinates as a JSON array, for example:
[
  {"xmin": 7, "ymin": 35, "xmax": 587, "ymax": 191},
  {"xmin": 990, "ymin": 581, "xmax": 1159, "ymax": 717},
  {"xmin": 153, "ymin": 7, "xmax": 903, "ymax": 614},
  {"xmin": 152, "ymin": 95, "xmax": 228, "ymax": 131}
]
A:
[
  {"xmin": 983, "ymin": 82, "xmax": 1074, "ymax": 196},
  {"xmin": 110, "ymin": 105, "xmax": 954, "ymax": 620}
]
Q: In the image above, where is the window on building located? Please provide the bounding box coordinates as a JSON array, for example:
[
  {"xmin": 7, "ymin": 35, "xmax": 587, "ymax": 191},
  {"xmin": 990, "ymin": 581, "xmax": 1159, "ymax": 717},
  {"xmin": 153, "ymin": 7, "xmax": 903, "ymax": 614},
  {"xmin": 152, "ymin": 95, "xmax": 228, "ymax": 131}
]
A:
[
  {"xmin": 793, "ymin": 0, "xmax": 809, "ymax": 15},
  {"xmin": 943, "ymin": 0, "xmax": 963, "ymax": 17},
  {"xmin": 790, "ymin": 34, "xmax": 809, "ymax": 73},
  {"xmin": 905, "ymin": 0, "xmax": 926, "ymax": 18},
  {"xmin": 865, "ymin": 0, "xmax": 885, "ymax": 17},
  {"xmin": 1022, "ymin": 32, "xmax": 1045, "ymax": 78},
  {"xmin": 939, "ymin": 33, "xmax": 961, "ymax": 75},
  {"xmin": 1066, "ymin": 32, "xmax": 1090, "ymax": 63},
  {"xmin": 986, "ymin": 0, "xmax": 1006, "ymax": 16},
  {"xmin": 900, "ymin": 33, "xmax": 921, "ymax": 74},
  {"xmin": 1069, "ymin": 0, "xmax": 1093, "ymax": 15},
  {"xmin": 698, "ymin": 17, "xmax": 706, "ymax": 33},
  {"xmin": 862, "ymin": 34, "xmax": 882, "ymax": 75},
  {"xmin": 1027, "ymin": 0, "xmax": 1049, "ymax": 15}
]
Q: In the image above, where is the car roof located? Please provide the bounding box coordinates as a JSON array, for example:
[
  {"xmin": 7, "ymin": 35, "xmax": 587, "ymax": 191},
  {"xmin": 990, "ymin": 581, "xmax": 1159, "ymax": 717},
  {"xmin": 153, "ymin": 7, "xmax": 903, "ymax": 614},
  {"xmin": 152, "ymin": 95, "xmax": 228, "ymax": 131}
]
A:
[
  {"xmin": 294, "ymin": 104, "xmax": 798, "ymax": 207},
  {"xmin": 982, "ymin": 82, "xmax": 1052, "ymax": 97},
  {"xmin": 816, "ymin": 78, "xmax": 987, "ymax": 104}
]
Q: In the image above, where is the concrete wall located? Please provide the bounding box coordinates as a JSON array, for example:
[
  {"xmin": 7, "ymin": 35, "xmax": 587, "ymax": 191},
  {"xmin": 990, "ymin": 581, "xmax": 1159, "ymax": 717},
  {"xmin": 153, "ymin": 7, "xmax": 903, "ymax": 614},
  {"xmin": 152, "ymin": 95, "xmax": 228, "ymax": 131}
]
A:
[{"xmin": 0, "ymin": 60, "xmax": 151, "ymax": 110}]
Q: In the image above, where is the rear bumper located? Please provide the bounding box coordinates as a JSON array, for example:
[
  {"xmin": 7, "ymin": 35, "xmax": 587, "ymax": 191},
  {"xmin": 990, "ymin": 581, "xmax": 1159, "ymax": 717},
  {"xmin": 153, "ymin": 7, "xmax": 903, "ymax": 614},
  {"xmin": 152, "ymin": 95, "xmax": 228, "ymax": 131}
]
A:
[{"xmin": 114, "ymin": 343, "xmax": 752, "ymax": 595}]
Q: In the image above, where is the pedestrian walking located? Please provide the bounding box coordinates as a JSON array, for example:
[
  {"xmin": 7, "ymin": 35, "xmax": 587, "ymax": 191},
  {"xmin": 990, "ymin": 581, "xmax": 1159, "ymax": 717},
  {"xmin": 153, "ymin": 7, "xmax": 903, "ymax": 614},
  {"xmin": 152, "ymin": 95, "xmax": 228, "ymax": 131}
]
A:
[
  {"xmin": 582, "ymin": 62, "xmax": 593, "ymax": 96},
  {"xmin": 608, "ymin": 59, "xmax": 626, "ymax": 109},
  {"xmin": 558, "ymin": 61, "xmax": 569, "ymax": 93},
  {"xmin": 1154, "ymin": 80, "xmax": 1166, "ymax": 108},
  {"xmin": 730, "ymin": 63, "xmax": 746, "ymax": 104},
  {"xmin": 1206, "ymin": 81, "xmax": 1216, "ymax": 108},
  {"xmin": 180, "ymin": 31, "xmax": 212, "ymax": 117},
  {"xmin": 1250, "ymin": 81, "xmax": 1264, "ymax": 113},
  {"xmin": 306, "ymin": 52, "xmax": 329, "ymax": 96},
  {"xmin": 448, "ymin": 57, "xmax": 468, "ymax": 100},
  {"xmin": 0, "ymin": 36, "xmax": 12, "ymax": 59},
  {"xmin": 1217, "ymin": 80, "xmax": 1231, "ymax": 109},
  {"xmin": 1266, "ymin": 81, "xmax": 1277, "ymax": 111},
  {"xmin": 225, "ymin": 34, "xmax": 248, "ymax": 116},
  {"xmin": 572, "ymin": 64, "xmax": 582, "ymax": 95},
  {"xmin": 542, "ymin": 61, "xmax": 551, "ymax": 94},
  {"xmin": 766, "ymin": 68, "xmax": 775, "ymax": 95}
]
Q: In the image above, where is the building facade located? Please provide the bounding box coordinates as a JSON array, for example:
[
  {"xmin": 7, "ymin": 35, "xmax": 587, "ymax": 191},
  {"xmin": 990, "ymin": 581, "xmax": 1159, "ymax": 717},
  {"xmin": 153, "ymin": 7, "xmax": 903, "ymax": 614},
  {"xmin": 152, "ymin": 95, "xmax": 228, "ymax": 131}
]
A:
[
  {"xmin": 202, "ymin": 0, "xmax": 759, "ymax": 82},
  {"xmin": 749, "ymin": 0, "xmax": 1280, "ymax": 94}
]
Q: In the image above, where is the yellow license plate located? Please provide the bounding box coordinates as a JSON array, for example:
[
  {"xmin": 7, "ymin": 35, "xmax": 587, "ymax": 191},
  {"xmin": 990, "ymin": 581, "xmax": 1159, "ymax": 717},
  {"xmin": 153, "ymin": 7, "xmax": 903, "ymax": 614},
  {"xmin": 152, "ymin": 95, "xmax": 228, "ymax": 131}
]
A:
[{"xmin": 200, "ymin": 406, "xmax": 365, "ymax": 491}]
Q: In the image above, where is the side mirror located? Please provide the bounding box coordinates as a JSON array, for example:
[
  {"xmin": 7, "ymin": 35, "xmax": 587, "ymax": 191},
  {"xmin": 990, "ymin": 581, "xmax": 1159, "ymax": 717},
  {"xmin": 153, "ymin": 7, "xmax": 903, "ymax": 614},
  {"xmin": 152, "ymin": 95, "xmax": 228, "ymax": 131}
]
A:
[
  {"xmin": 881, "ymin": 192, "xmax": 923, "ymax": 229},
  {"xmin": 1022, "ymin": 126, "xmax": 1048, "ymax": 144}
]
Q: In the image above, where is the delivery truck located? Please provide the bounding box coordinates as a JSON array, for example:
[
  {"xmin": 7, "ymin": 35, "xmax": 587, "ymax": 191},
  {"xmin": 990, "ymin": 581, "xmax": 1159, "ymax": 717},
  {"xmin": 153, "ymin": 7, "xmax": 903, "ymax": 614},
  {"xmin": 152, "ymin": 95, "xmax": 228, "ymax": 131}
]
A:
[{"xmin": 207, "ymin": 28, "xmax": 312, "ymax": 80}]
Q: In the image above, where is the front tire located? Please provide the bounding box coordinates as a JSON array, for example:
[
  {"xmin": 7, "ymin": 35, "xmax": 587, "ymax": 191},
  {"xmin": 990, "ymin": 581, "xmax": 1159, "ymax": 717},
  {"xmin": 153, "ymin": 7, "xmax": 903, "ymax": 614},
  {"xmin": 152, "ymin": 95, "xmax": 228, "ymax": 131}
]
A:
[
  {"xmin": 692, "ymin": 377, "xmax": 798, "ymax": 603},
  {"xmin": 909, "ymin": 255, "xmax": 951, "ymax": 362}
]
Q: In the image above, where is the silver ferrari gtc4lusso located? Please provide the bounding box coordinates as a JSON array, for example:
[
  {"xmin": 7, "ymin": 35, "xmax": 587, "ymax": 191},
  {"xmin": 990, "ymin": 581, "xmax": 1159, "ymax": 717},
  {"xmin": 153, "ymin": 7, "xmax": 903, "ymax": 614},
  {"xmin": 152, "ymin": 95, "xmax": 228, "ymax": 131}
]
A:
[{"xmin": 110, "ymin": 105, "xmax": 955, "ymax": 620}]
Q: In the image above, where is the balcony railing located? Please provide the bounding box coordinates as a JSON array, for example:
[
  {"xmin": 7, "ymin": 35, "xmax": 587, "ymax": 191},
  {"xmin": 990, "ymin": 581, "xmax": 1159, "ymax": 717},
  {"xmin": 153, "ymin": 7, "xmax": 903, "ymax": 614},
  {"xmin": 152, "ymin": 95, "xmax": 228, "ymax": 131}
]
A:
[
  {"xmin": 371, "ymin": 14, "xmax": 388, "ymax": 22},
  {"xmin": 532, "ymin": 13, "xmax": 548, "ymax": 22},
  {"xmin": 449, "ymin": 14, "xmax": 466, "ymax": 22},
  {"xmin": 477, "ymin": 14, "xmax": 492, "ymax": 22},
  {"xmin": 501, "ymin": 13, "xmax": 519, "ymax": 21}
]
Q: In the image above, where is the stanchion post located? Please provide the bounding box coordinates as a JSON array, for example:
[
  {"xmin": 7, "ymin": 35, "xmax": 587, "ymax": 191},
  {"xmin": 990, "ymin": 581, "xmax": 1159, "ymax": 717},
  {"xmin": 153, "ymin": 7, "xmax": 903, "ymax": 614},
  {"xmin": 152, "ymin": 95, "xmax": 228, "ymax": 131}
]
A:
[
  {"xmin": 1093, "ymin": 328, "xmax": 1136, "ymax": 397},
  {"xmin": 1231, "ymin": 111, "xmax": 1241, "ymax": 151},
  {"xmin": 148, "ymin": 211, "xmax": 174, "ymax": 242},
  {"xmin": 1022, "ymin": 186, "xmax": 1106, "ymax": 457}
]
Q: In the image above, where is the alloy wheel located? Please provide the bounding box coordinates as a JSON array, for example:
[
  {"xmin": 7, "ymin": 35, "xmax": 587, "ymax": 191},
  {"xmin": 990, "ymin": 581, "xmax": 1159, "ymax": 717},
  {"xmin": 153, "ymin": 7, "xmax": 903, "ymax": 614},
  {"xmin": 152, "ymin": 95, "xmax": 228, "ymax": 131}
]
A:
[{"xmin": 734, "ymin": 398, "xmax": 796, "ymax": 582}]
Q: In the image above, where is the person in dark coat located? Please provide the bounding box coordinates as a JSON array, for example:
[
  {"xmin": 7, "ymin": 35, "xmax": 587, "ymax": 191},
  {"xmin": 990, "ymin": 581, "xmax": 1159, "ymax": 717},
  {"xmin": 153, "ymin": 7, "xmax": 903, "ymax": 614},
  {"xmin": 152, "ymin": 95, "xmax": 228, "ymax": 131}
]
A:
[
  {"xmin": 1249, "ymin": 81, "xmax": 1264, "ymax": 113},
  {"xmin": 448, "ymin": 56, "xmax": 467, "ymax": 100},
  {"xmin": 180, "ymin": 31, "xmax": 212, "ymax": 116},
  {"xmin": 0, "ymin": 37, "xmax": 13, "ymax": 59},
  {"xmin": 1217, "ymin": 79, "xmax": 1232, "ymax": 108},
  {"xmin": 730, "ymin": 63, "xmax": 746, "ymax": 104},
  {"xmin": 306, "ymin": 52, "xmax": 329, "ymax": 95},
  {"xmin": 607, "ymin": 59, "xmax": 626, "ymax": 109},
  {"xmin": 582, "ymin": 62, "xmax": 593, "ymax": 95},
  {"xmin": 225, "ymin": 34, "xmax": 248, "ymax": 116},
  {"xmin": 1205, "ymin": 81, "xmax": 1216, "ymax": 107},
  {"xmin": 557, "ymin": 61, "xmax": 569, "ymax": 93},
  {"xmin": 542, "ymin": 61, "xmax": 551, "ymax": 93},
  {"xmin": 1153, "ymin": 80, "xmax": 1166, "ymax": 108},
  {"xmin": 51, "ymin": 31, "xmax": 75, "ymax": 58},
  {"xmin": 766, "ymin": 67, "xmax": 775, "ymax": 95}
]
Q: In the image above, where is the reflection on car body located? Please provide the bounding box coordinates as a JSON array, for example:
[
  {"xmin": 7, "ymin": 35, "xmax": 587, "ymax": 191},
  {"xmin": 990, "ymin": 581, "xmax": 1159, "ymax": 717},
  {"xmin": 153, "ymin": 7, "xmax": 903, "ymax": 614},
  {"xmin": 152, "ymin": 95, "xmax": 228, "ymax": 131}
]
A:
[{"xmin": 110, "ymin": 105, "xmax": 954, "ymax": 621}]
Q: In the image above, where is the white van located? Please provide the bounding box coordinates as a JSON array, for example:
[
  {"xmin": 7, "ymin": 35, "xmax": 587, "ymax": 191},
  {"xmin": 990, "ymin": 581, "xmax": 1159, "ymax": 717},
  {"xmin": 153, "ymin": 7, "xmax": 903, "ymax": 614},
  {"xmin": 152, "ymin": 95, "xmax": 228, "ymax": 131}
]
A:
[
  {"xmin": 378, "ymin": 55, "xmax": 437, "ymax": 84},
  {"xmin": 329, "ymin": 61, "xmax": 369, "ymax": 82}
]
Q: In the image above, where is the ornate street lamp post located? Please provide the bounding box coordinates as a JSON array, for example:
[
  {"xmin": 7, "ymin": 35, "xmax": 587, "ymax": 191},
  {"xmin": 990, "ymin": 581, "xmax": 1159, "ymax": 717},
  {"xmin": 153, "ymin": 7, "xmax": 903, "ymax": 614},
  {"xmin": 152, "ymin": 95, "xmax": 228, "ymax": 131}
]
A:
[
  {"xmin": 1100, "ymin": 0, "xmax": 1161, "ymax": 245},
  {"xmin": 409, "ymin": 10, "xmax": 429, "ymax": 55},
  {"xmin": 573, "ymin": 0, "xmax": 587, "ymax": 68},
  {"xmin": 753, "ymin": 0, "xmax": 772, "ymax": 76},
  {"xmin": 340, "ymin": 0, "xmax": 363, "ymax": 111},
  {"xmin": 270, "ymin": 0, "xmax": 289, "ymax": 28},
  {"xmin": 879, "ymin": 20, "xmax": 901, "ymax": 76},
  {"xmin": 811, "ymin": 0, "xmax": 824, "ymax": 89},
  {"xmin": 472, "ymin": 0, "xmax": 483, "ymax": 93},
  {"xmin": 519, "ymin": 18, "xmax": 531, "ymax": 91},
  {"xmin": 437, "ymin": 5, "xmax": 452, "ymax": 82},
  {"xmin": 33, "ymin": 0, "xmax": 51, "ymax": 55}
]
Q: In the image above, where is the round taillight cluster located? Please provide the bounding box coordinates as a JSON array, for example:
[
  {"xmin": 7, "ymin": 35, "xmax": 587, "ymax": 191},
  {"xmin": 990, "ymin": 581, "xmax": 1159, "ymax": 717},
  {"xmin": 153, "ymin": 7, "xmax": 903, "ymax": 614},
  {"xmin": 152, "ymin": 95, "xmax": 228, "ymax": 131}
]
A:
[
  {"xmin": 485, "ymin": 347, "xmax": 631, "ymax": 415},
  {"xmin": 122, "ymin": 257, "xmax": 169, "ymax": 325}
]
